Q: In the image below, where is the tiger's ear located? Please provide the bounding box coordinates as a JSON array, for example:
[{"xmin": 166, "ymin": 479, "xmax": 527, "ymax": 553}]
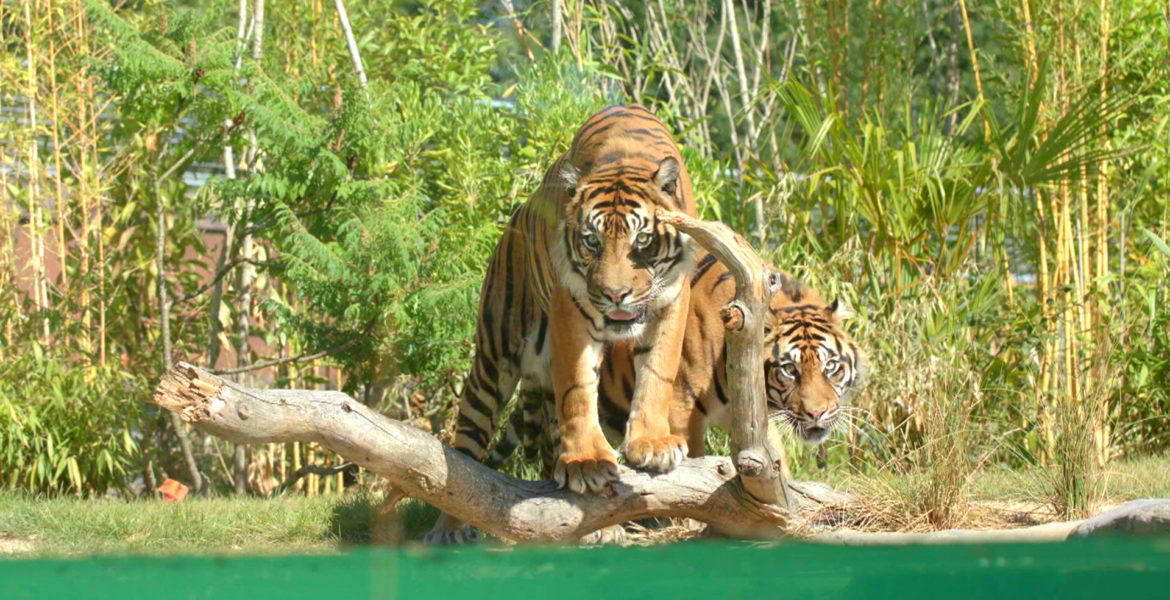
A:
[
  {"xmin": 560, "ymin": 162, "xmax": 580, "ymax": 196},
  {"xmin": 824, "ymin": 298, "xmax": 853, "ymax": 321},
  {"xmin": 654, "ymin": 157, "xmax": 680, "ymax": 196}
]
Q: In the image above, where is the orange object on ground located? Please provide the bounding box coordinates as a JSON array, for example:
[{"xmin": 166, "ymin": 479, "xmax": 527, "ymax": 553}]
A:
[{"xmin": 158, "ymin": 478, "xmax": 189, "ymax": 502}]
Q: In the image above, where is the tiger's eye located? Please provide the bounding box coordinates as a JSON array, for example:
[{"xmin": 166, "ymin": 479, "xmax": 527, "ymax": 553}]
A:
[
  {"xmin": 581, "ymin": 232, "xmax": 600, "ymax": 250},
  {"xmin": 635, "ymin": 232, "xmax": 652, "ymax": 247}
]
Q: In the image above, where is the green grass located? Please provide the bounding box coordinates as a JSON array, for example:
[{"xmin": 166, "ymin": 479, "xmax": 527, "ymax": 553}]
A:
[
  {"xmin": 0, "ymin": 492, "xmax": 384, "ymax": 557},
  {"xmin": 971, "ymin": 457, "xmax": 1170, "ymax": 503},
  {"xmin": 4, "ymin": 456, "xmax": 1170, "ymax": 557}
]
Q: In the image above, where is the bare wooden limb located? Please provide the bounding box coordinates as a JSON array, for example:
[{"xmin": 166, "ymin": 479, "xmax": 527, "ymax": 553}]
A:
[
  {"xmin": 656, "ymin": 210, "xmax": 789, "ymax": 508},
  {"xmin": 153, "ymin": 178, "xmax": 202, "ymax": 493},
  {"xmin": 332, "ymin": 0, "xmax": 367, "ymax": 88},
  {"xmin": 276, "ymin": 462, "xmax": 354, "ymax": 495},
  {"xmin": 153, "ymin": 363, "xmax": 817, "ymax": 541}
]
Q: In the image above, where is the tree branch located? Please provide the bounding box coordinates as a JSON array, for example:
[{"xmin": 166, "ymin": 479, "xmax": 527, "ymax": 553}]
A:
[
  {"xmin": 170, "ymin": 258, "xmax": 282, "ymax": 310},
  {"xmin": 153, "ymin": 363, "xmax": 823, "ymax": 541},
  {"xmin": 210, "ymin": 319, "xmax": 373, "ymax": 375},
  {"xmin": 276, "ymin": 461, "xmax": 354, "ymax": 494},
  {"xmin": 656, "ymin": 209, "xmax": 789, "ymax": 507},
  {"xmin": 332, "ymin": 0, "xmax": 367, "ymax": 89}
]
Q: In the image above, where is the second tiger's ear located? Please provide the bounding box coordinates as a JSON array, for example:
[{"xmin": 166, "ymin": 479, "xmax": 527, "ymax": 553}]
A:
[
  {"xmin": 560, "ymin": 162, "xmax": 580, "ymax": 196},
  {"xmin": 824, "ymin": 298, "xmax": 853, "ymax": 321},
  {"xmin": 654, "ymin": 156, "xmax": 680, "ymax": 196}
]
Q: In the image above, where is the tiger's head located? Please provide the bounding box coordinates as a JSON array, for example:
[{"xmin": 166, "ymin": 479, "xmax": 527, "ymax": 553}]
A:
[
  {"xmin": 765, "ymin": 298, "xmax": 862, "ymax": 444},
  {"xmin": 560, "ymin": 156, "xmax": 691, "ymax": 339}
]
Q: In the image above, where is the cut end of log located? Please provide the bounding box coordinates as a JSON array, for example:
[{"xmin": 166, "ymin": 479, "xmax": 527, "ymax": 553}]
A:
[
  {"xmin": 152, "ymin": 362, "xmax": 226, "ymax": 424},
  {"xmin": 720, "ymin": 304, "xmax": 745, "ymax": 331},
  {"xmin": 735, "ymin": 450, "xmax": 767, "ymax": 477}
]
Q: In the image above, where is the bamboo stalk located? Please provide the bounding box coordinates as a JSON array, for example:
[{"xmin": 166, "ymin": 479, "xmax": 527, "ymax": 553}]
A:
[
  {"xmin": 0, "ymin": 114, "xmax": 13, "ymax": 350},
  {"xmin": 208, "ymin": 0, "xmax": 245, "ymax": 378},
  {"xmin": 46, "ymin": 6, "xmax": 67, "ymax": 293},
  {"xmin": 1036, "ymin": 190, "xmax": 1054, "ymax": 458},
  {"xmin": 958, "ymin": 0, "xmax": 989, "ymax": 141},
  {"xmin": 307, "ymin": 445, "xmax": 317, "ymax": 497},
  {"xmin": 499, "ymin": 0, "xmax": 535, "ymax": 63},
  {"xmin": 1018, "ymin": 0, "xmax": 1040, "ymax": 84},
  {"xmin": 1093, "ymin": 0, "xmax": 1112, "ymax": 467},
  {"xmin": 83, "ymin": 0, "xmax": 105, "ymax": 365},
  {"xmin": 72, "ymin": 0, "xmax": 92, "ymax": 354},
  {"xmin": 23, "ymin": 0, "xmax": 50, "ymax": 341},
  {"xmin": 293, "ymin": 441, "xmax": 303, "ymax": 492},
  {"xmin": 551, "ymin": 0, "xmax": 562, "ymax": 52}
]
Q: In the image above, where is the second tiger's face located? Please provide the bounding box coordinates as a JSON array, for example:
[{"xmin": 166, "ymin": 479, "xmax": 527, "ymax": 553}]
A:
[{"xmin": 764, "ymin": 301, "xmax": 862, "ymax": 444}]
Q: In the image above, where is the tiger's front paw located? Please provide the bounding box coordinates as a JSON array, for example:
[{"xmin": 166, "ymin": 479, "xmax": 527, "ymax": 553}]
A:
[
  {"xmin": 624, "ymin": 434, "xmax": 688, "ymax": 473},
  {"xmin": 554, "ymin": 441, "xmax": 619, "ymax": 495}
]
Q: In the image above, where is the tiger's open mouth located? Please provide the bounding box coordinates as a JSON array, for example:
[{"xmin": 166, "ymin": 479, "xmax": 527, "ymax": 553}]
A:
[
  {"xmin": 772, "ymin": 408, "xmax": 836, "ymax": 445},
  {"xmin": 802, "ymin": 425, "xmax": 830, "ymax": 444},
  {"xmin": 603, "ymin": 306, "xmax": 648, "ymax": 328}
]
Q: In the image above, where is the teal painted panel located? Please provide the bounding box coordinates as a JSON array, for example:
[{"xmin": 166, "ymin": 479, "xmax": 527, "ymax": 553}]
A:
[{"xmin": 3, "ymin": 538, "xmax": 1170, "ymax": 600}]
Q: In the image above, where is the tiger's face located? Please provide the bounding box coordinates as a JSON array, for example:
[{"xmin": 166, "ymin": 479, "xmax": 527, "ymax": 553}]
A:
[
  {"xmin": 764, "ymin": 299, "xmax": 861, "ymax": 444},
  {"xmin": 562, "ymin": 157, "xmax": 690, "ymax": 339}
]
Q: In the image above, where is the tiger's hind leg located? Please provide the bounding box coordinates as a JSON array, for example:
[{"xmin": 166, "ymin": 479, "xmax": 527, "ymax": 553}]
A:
[
  {"xmin": 580, "ymin": 524, "xmax": 629, "ymax": 546},
  {"xmin": 423, "ymin": 360, "xmax": 521, "ymax": 546}
]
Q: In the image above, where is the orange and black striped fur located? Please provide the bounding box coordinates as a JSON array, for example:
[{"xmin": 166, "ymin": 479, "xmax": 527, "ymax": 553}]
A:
[
  {"xmin": 508, "ymin": 251, "xmax": 864, "ymax": 480},
  {"xmin": 425, "ymin": 105, "xmax": 697, "ymax": 545}
]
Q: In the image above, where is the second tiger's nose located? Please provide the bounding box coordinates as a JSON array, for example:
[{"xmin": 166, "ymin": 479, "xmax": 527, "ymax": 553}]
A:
[{"xmin": 603, "ymin": 287, "xmax": 632, "ymax": 303}]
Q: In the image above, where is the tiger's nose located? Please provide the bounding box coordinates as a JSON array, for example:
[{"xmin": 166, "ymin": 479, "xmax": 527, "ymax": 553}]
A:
[
  {"xmin": 805, "ymin": 409, "xmax": 826, "ymax": 422},
  {"xmin": 603, "ymin": 287, "xmax": 632, "ymax": 303}
]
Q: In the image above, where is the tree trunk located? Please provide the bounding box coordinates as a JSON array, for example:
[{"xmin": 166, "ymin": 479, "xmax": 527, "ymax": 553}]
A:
[
  {"xmin": 233, "ymin": 0, "xmax": 265, "ymax": 496},
  {"xmin": 154, "ymin": 182, "xmax": 203, "ymax": 492}
]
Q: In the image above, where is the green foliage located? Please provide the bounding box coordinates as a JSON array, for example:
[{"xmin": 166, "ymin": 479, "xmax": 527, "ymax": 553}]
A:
[
  {"xmin": 3, "ymin": 0, "xmax": 1169, "ymax": 503},
  {"xmin": 0, "ymin": 344, "xmax": 147, "ymax": 495},
  {"xmin": 353, "ymin": 0, "xmax": 500, "ymax": 96}
]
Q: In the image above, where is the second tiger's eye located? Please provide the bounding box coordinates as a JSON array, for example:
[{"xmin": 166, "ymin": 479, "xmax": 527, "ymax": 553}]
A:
[{"xmin": 635, "ymin": 232, "xmax": 652, "ymax": 246}]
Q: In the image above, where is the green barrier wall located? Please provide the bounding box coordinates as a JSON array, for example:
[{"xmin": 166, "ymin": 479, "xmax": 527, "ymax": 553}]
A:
[{"xmin": 3, "ymin": 538, "xmax": 1169, "ymax": 599}]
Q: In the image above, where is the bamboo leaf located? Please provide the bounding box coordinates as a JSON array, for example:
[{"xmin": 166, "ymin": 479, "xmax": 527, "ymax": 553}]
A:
[{"xmin": 1142, "ymin": 228, "xmax": 1170, "ymax": 264}]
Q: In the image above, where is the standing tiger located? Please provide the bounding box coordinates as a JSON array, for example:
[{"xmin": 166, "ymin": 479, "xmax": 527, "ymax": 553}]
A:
[
  {"xmin": 508, "ymin": 251, "xmax": 865, "ymax": 482},
  {"xmin": 425, "ymin": 105, "xmax": 697, "ymax": 545}
]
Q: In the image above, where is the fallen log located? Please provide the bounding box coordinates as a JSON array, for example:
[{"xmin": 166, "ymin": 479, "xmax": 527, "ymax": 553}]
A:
[{"xmin": 153, "ymin": 363, "xmax": 836, "ymax": 541}]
